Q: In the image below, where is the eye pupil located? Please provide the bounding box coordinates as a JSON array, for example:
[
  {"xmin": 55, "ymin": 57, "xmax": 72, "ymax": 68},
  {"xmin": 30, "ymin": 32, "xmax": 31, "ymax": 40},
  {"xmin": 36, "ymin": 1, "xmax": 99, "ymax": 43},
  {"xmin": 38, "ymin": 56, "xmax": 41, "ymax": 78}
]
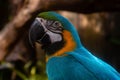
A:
[
  {"xmin": 55, "ymin": 22, "xmax": 58, "ymax": 25},
  {"xmin": 54, "ymin": 22, "xmax": 59, "ymax": 25}
]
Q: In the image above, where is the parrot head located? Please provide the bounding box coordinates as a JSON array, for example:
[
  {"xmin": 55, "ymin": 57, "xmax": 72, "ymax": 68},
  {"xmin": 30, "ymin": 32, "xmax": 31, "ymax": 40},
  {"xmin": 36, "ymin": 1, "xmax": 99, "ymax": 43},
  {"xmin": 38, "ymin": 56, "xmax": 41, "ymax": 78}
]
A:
[{"xmin": 29, "ymin": 11, "xmax": 82, "ymax": 57}]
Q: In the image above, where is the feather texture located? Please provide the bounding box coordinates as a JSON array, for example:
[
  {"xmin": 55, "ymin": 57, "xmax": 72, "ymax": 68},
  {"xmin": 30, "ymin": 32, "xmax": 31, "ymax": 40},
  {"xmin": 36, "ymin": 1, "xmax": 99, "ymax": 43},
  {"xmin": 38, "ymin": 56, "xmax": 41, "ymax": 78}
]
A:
[{"xmin": 47, "ymin": 47, "xmax": 120, "ymax": 80}]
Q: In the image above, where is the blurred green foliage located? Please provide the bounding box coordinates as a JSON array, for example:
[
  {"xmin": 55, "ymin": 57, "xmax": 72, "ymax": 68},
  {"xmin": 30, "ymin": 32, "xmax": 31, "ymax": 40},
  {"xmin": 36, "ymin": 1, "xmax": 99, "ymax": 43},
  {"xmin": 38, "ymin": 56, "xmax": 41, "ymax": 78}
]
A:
[{"xmin": 0, "ymin": 61, "xmax": 48, "ymax": 80}]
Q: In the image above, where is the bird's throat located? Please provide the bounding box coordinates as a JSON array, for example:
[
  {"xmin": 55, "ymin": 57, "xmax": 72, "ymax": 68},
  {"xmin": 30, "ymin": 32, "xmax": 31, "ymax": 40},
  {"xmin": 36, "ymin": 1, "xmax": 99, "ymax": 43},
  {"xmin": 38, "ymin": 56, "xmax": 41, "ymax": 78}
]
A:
[{"xmin": 46, "ymin": 30, "xmax": 76, "ymax": 61}]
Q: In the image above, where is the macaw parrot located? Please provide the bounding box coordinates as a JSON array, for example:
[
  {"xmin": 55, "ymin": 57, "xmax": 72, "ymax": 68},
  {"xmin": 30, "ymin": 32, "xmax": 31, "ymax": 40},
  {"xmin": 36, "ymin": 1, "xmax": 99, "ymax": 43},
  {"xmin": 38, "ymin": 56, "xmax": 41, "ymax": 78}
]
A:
[{"xmin": 29, "ymin": 11, "xmax": 120, "ymax": 80}]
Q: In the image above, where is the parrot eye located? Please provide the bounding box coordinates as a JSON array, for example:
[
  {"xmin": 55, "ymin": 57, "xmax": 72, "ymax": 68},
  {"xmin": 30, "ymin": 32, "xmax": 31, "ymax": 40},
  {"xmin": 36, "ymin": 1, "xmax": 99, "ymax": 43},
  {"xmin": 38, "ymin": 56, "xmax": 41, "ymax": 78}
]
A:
[
  {"xmin": 53, "ymin": 21, "xmax": 62, "ymax": 29},
  {"xmin": 54, "ymin": 21, "xmax": 60, "ymax": 26},
  {"xmin": 37, "ymin": 17, "xmax": 63, "ymax": 33},
  {"xmin": 49, "ymin": 21, "xmax": 63, "ymax": 33}
]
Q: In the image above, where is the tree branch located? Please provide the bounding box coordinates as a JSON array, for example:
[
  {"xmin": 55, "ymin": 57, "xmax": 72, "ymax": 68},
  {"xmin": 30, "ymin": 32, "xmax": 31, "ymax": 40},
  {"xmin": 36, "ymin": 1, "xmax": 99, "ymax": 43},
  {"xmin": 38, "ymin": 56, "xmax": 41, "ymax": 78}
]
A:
[
  {"xmin": 39, "ymin": 0, "xmax": 120, "ymax": 13},
  {"xmin": 0, "ymin": 0, "xmax": 40, "ymax": 61}
]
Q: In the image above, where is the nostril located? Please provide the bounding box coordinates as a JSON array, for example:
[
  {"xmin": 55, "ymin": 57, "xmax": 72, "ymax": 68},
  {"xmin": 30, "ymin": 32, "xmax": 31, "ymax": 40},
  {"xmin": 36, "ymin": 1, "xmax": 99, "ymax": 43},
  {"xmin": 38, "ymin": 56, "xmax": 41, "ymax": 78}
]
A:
[
  {"xmin": 40, "ymin": 18, "xmax": 44, "ymax": 22},
  {"xmin": 36, "ymin": 17, "xmax": 44, "ymax": 23}
]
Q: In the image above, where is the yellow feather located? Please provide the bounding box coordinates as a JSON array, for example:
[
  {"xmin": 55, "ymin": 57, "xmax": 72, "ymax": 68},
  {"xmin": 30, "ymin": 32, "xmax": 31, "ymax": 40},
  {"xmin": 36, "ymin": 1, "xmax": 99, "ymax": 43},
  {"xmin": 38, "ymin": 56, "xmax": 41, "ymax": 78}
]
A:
[{"xmin": 46, "ymin": 30, "xmax": 76, "ymax": 61}]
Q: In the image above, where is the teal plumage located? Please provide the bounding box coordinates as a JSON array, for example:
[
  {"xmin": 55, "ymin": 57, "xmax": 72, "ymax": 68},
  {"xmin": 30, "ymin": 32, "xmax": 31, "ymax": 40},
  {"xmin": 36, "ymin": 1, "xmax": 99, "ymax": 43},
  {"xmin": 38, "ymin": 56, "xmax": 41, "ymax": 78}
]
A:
[
  {"xmin": 29, "ymin": 11, "xmax": 120, "ymax": 80},
  {"xmin": 47, "ymin": 47, "xmax": 120, "ymax": 80}
]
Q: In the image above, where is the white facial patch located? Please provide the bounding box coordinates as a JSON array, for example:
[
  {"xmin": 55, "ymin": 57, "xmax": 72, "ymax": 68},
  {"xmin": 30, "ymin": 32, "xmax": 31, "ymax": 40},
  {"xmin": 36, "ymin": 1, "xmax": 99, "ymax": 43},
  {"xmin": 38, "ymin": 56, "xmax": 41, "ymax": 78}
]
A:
[
  {"xmin": 36, "ymin": 17, "xmax": 63, "ymax": 44},
  {"xmin": 46, "ymin": 30, "xmax": 62, "ymax": 43}
]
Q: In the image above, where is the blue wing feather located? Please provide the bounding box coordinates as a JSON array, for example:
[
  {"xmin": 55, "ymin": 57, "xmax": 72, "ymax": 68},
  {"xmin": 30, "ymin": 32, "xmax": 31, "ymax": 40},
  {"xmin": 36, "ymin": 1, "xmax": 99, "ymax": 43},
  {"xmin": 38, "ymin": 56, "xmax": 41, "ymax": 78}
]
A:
[
  {"xmin": 46, "ymin": 47, "xmax": 120, "ymax": 80},
  {"xmin": 47, "ymin": 55, "xmax": 97, "ymax": 80}
]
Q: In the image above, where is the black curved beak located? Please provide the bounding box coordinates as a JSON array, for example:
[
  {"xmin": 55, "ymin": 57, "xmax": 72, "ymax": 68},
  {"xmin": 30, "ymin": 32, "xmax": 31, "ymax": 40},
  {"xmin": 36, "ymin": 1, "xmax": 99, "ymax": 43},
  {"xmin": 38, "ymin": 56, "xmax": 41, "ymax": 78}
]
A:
[{"xmin": 29, "ymin": 18, "xmax": 45, "ymax": 47}]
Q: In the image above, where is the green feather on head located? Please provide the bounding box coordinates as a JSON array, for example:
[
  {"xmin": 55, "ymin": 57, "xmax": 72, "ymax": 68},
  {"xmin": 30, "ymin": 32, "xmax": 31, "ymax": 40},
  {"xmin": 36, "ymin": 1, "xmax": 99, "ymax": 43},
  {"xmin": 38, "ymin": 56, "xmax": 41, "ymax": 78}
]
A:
[
  {"xmin": 38, "ymin": 11, "xmax": 82, "ymax": 48},
  {"xmin": 38, "ymin": 11, "xmax": 60, "ymax": 21},
  {"xmin": 38, "ymin": 11, "xmax": 72, "ymax": 29}
]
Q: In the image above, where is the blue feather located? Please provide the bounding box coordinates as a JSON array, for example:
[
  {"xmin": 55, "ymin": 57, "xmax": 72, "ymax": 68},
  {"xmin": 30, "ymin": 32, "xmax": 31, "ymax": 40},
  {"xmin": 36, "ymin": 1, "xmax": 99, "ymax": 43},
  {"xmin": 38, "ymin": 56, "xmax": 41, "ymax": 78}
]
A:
[
  {"xmin": 47, "ymin": 47, "xmax": 120, "ymax": 80},
  {"xmin": 38, "ymin": 11, "xmax": 120, "ymax": 80}
]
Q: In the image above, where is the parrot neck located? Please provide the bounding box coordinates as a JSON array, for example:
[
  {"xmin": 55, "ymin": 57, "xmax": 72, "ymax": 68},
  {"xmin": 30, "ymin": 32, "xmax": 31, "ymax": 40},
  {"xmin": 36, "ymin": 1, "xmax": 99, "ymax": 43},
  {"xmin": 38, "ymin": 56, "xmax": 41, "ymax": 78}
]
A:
[{"xmin": 46, "ymin": 30, "xmax": 77, "ymax": 61}]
